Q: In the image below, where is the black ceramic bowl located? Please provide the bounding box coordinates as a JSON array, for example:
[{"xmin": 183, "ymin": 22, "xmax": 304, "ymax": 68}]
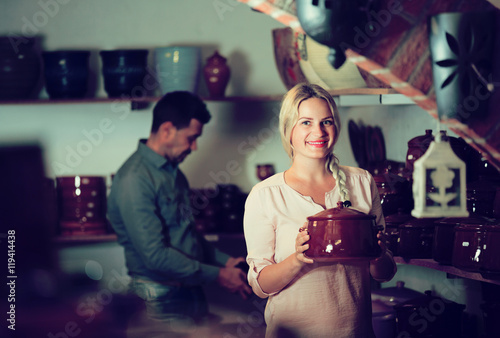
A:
[{"xmin": 42, "ymin": 50, "xmax": 90, "ymax": 99}]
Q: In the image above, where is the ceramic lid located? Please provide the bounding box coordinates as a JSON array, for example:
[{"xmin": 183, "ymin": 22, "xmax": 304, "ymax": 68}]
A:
[
  {"xmin": 384, "ymin": 210, "xmax": 414, "ymax": 225},
  {"xmin": 307, "ymin": 202, "xmax": 375, "ymax": 221},
  {"xmin": 394, "ymin": 290, "xmax": 465, "ymax": 310},
  {"xmin": 371, "ymin": 281, "xmax": 424, "ymax": 306},
  {"xmin": 407, "ymin": 129, "xmax": 434, "ymax": 147},
  {"xmin": 399, "ymin": 218, "xmax": 441, "ymax": 229}
]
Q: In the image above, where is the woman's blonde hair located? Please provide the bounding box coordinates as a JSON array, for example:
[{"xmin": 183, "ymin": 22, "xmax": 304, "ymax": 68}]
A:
[{"xmin": 278, "ymin": 83, "xmax": 350, "ymax": 203}]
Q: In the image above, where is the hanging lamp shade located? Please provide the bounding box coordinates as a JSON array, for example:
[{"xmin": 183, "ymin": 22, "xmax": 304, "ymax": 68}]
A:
[{"xmin": 412, "ymin": 131, "xmax": 468, "ymax": 218}]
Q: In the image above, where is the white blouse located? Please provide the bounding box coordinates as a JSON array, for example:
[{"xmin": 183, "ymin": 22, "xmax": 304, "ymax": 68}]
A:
[{"xmin": 243, "ymin": 166, "xmax": 383, "ymax": 338}]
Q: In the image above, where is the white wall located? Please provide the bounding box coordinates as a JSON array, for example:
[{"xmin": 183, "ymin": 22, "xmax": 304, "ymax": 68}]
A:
[{"xmin": 0, "ymin": 0, "xmax": 450, "ymax": 191}]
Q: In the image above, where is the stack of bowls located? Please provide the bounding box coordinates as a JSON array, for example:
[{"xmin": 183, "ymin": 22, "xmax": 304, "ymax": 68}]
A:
[{"xmin": 56, "ymin": 176, "xmax": 108, "ymax": 236}]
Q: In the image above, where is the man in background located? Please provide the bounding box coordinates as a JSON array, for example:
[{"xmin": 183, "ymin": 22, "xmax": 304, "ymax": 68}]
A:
[{"xmin": 107, "ymin": 91, "xmax": 250, "ymax": 335}]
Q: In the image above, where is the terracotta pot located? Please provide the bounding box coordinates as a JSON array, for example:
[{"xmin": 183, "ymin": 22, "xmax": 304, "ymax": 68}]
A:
[
  {"xmin": 203, "ymin": 51, "xmax": 230, "ymax": 97},
  {"xmin": 304, "ymin": 201, "xmax": 382, "ymax": 262}
]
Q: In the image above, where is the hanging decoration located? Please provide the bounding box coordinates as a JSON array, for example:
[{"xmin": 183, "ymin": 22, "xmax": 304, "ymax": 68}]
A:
[{"xmin": 412, "ymin": 130, "xmax": 468, "ymax": 218}]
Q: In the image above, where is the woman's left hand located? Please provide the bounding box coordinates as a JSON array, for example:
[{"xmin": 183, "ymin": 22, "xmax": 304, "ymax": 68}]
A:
[{"xmin": 376, "ymin": 231, "xmax": 389, "ymax": 256}]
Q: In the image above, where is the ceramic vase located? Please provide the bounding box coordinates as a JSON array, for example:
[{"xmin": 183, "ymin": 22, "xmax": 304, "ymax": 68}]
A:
[
  {"xmin": 0, "ymin": 36, "xmax": 41, "ymax": 99},
  {"xmin": 203, "ymin": 51, "xmax": 230, "ymax": 97},
  {"xmin": 154, "ymin": 46, "xmax": 201, "ymax": 95},
  {"xmin": 100, "ymin": 49, "xmax": 149, "ymax": 98},
  {"xmin": 43, "ymin": 50, "xmax": 91, "ymax": 99},
  {"xmin": 429, "ymin": 11, "xmax": 496, "ymax": 123}
]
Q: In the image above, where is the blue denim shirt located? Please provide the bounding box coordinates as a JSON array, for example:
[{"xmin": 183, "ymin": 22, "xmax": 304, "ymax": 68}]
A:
[{"xmin": 107, "ymin": 140, "xmax": 230, "ymax": 285}]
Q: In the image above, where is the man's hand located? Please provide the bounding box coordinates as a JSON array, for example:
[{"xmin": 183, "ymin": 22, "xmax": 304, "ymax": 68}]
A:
[
  {"xmin": 225, "ymin": 256, "xmax": 245, "ymax": 268},
  {"xmin": 217, "ymin": 266, "xmax": 252, "ymax": 300}
]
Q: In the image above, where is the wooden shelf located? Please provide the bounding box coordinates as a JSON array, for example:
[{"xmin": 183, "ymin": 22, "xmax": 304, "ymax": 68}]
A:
[
  {"xmin": 52, "ymin": 235, "xmax": 500, "ymax": 285},
  {"xmin": 0, "ymin": 88, "xmax": 399, "ymax": 105},
  {"xmin": 53, "ymin": 233, "xmax": 118, "ymax": 244},
  {"xmin": 394, "ymin": 257, "xmax": 500, "ymax": 286},
  {"xmin": 52, "ymin": 232, "xmax": 244, "ymax": 244}
]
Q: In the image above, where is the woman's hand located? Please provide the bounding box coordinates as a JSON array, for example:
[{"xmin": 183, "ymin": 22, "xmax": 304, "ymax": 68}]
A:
[
  {"xmin": 297, "ymin": 223, "xmax": 314, "ymax": 265},
  {"xmin": 374, "ymin": 231, "xmax": 389, "ymax": 259},
  {"xmin": 370, "ymin": 230, "xmax": 397, "ymax": 282}
]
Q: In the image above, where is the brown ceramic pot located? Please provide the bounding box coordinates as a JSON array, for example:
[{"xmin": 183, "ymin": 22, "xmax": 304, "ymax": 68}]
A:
[
  {"xmin": 481, "ymin": 224, "xmax": 500, "ymax": 278},
  {"xmin": 384, "ymin": 210, "xmax": 414, "ymax": 256},
  {"xmin": 304, "ymin": 202, "xmax": 382, "ymax": 262},
  {"xmin": 56, "ymin": 176, "xmax": 107, "ymax": 236},
  {"xmin": 452, "ymin": 219, "xmax": 487, "ymax": 272},
  {"xmin": 398, "ymin": 218, "xmax": 439, "ymax": 259}
]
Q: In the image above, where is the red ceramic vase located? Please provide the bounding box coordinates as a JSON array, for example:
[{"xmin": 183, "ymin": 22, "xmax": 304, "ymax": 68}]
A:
[{"xmin": 203, "ymin": 51, "xmax": 230, "ymax": 97}]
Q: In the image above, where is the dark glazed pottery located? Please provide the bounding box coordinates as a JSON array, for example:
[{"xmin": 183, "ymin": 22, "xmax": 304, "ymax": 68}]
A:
[
  {"xmin": 429, "ymin": 11, "xmax": 495, "ymax": 122},
  {"xmin": 394, "ymin": 290, "xmax": 465, "ymax": 337},
  {"xmin": 296, "ymin": 0, "xmax": 377, "ymax": 69},
  {"xmin": 304, "ymin": 202, "xmax": 382, "ymax": 261},
  {"xmin": 42, "ymin": 50, "xmax": 91, "ymax": 99},
  {"xmin": 56, "ymin": 176, "xmax": 108, "ymax": 236},
  {"xmin": 203, "ymin": 51, "xmax": 230, "ymax": 97},
  {"xmin": 0, "ymin": 36, "xmax": 41, "ymax": 99},
  {"xmin": 398, "ymin": 218, "xmax": 439, "ymax": 259},
  {"xmin": 100, "ymin": 49, "xmax": 148, "ymax": 98}
]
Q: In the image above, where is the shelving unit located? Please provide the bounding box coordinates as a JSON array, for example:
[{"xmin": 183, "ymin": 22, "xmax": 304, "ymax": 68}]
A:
[
  {"xmin": 394, "ymin": 257, "xmax": 500, "ymax": 286},
  {"xmin": 0, "ymin": 88, "xmax": 399, "ymax": 105},
  {"xmin": 52, "ymin": 233, "xmax": 500, "ymax": 286},
  {"xmin": 52, "ymin": 232, "xmax": 244, "ymax": 244}
]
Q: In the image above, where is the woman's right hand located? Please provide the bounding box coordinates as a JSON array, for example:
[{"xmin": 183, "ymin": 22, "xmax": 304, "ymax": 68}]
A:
[{"xmin": 296, "ymin": 223, "xmax": 314, "ymax": 265}]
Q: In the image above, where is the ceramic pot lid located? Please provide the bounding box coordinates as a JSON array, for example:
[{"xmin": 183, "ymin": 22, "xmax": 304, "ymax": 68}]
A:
[{"xmin": 307, "ymin": 202, "xmax": 375, "ymax": 221}]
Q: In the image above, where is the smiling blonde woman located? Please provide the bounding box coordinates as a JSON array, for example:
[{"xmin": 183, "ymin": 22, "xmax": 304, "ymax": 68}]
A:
[{"xmin": 243, "ymin": 83, "xmax": 396, "ymax": 338}]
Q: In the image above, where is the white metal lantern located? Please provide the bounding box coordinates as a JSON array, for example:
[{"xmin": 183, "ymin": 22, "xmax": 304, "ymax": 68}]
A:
[{"xmin": 412, "ymin": 130, "xmax": 469, "ymax": 218}]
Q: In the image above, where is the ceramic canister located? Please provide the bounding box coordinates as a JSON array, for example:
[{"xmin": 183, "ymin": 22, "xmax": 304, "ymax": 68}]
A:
[
  {"xmin": 154, "ymin": 46, "xmax": 201, "ymax": 95},
  {"xmin": 304, "ymin": 202, "xmax": 382, "ymax": 262}
]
